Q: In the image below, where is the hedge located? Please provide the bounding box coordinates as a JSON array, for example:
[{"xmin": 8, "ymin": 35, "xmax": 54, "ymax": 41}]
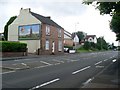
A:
[{"xmin": 0, "ymin": 41, "xmax": 27, "ymax": 52}]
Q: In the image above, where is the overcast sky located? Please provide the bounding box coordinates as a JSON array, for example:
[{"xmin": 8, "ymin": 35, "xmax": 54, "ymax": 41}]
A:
[{"xmin": 0, "ymin": 0, "xmax": 118, "ymax": 45}]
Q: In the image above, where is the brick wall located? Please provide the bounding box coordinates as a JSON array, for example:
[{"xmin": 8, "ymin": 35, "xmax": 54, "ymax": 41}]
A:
[{"xmin": 39, "ymin": 23, "xmax": 64, "ymax": 55}]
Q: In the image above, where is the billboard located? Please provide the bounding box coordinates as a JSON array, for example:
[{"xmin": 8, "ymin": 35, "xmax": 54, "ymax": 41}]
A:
[{"xmin": 18, "ymin": 24, "xmax": 40, "ymax": 40}]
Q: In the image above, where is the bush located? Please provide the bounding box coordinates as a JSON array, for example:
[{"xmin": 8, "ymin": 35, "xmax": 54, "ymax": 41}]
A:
[{"xmin": 0, "ymin": 41, "xmax": 27, "ymax": 52}]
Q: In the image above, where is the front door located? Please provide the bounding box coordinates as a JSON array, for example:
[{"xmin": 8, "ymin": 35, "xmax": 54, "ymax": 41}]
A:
[{"xmin": 52, "ymin": 41, "xmax": 55, "ymax": 54}]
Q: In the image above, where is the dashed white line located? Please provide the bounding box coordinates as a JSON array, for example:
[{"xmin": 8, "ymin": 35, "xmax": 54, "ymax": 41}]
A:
[
  {"xmin": 29, "ymin": 78, "xmax": 60, "ymax": 90},
  {"xmin": 112, "ymin": 59, "xmax": 117, "ymax": 63},
  {"xmin": 104, "ymin": 59, "xmax": 108, "ymax": 61},
  {"xmin": 94, "ymin": 61, "xmax": 102, "ymax": 65},
  {"xmin": 72, "ymin": 66, "xmax": 91, "ymax": 75}
]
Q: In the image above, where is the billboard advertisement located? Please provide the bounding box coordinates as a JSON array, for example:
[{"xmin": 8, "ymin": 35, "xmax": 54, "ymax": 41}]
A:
[{"xmin": 18, "ymin": 24, "xmax": 40, "ymax": 40}]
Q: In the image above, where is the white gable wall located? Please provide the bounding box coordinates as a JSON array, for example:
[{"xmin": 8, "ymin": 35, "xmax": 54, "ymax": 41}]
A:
[{"xmin": 8, "ymin": 8, "xmax": 42, "ymax": 53}]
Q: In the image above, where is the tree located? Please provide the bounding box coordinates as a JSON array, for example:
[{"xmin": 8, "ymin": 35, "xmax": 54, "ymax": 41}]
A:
[
  {"xmin": 96, "ymin": 37, "xmax": 108, "ymax": 50},
  {"xmin": 72, "ymin": 31, "xmax": 85, "ymax": 43},
  {"xmin": 83, "ymin": 41, "xmax": 90, "ymax": 50},
  {"xmin": 4, "ymin": 16, "xmax": 17, "ymax": 40},
  {"xmin": 83, "ymin": 1, "xmax": 120, "ymax": 41}
]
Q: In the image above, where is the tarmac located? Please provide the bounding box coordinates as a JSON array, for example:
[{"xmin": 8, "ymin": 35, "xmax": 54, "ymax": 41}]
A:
[
  {"xmin": 82, "ymin": 58, "xmax": 120, "ymax": 88},
  {"xmin": 1, "ymin": 53, "xmax": 120, "ymax": 89}
]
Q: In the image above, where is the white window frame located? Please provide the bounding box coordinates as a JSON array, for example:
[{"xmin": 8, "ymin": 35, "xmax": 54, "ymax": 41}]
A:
[
  {"xmin": 58, "ymin": 40, "xmax": 62, "ymax": 51},
  {"xmin": 45, "ymin": 40, "xmax": 49, "ymax": 50},
  {"xmin": 46, "ymin": 25, "xmax": 50, "ymax": 35}
]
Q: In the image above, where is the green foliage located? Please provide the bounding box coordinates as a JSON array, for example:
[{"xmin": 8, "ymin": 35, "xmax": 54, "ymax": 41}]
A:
[
  {"xmin": 110, "ymin": 14, "xmax": 120, "ymax": 41},
  {"xmin": 72, "ymin": 31, "xmax": 85, "ymax": 43},
  {"xmin": 83, "ymin": 1, "xmax": 120, "ymax": 40},
  {"xmin": 4, "ymin": 16, "xmax": 17, "ymax": 40},
  {"xmin": 0, "ymin": 41, "xmax": 27, "ymax": 52},
  {"xmin": 76, "ymin": 31, "xmax": 85, "ymax": 42},
  {"xmin": 83, "ymin": 41, "xmax": 90, "ymax": 50},
  {"xmin": 96, "ymin": 37, "xmax": 108, "ymax": 50}
]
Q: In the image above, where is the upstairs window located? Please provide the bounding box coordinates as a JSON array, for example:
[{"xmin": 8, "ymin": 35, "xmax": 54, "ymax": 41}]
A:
[
  {"xmin": 58, "ymin": 28, "xmax": 62, "ymax": 37},
  {"xmin": 46, "ymin": 25, "xmax": 50, "ymax": 35}
]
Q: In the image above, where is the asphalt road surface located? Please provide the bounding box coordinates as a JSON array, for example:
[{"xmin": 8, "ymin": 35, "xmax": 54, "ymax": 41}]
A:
[{"xmin": 1, "ymin": 51, "xmax": 119, "ymax": 89}]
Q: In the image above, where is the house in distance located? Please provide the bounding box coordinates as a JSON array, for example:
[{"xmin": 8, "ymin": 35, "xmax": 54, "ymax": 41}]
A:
[{"xmin": 8, "ymin": 8, "xmax": 64, "ymax": 55}]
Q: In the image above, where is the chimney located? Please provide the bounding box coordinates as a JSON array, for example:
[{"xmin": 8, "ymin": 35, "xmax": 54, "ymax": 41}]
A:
[
  {"xmin": 46, "ymin": 16, "xmax": 51, "ymax": 19},
  {"xmin": 20, "ymin": 8, "xmax": 31, "ymax": 14}
]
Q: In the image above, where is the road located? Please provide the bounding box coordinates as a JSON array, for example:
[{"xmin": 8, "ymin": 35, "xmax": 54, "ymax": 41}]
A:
[{"xmin": 2, "ymin": 51, "xmax": 119, "ymax": 89}]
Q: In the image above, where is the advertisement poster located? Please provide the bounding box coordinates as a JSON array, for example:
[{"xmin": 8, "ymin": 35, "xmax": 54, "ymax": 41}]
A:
[{"xmin": 18, "ymin": 24, "xmax": 40, "ymax": 40}]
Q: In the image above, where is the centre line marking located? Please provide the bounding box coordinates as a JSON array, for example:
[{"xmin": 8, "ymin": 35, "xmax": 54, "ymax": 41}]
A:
[
  {"xmin": 72, "ymin": 66, "xmax": 91, "ymax": 75},
  {"xmin": 95, "ymin": 61, "xmax": 102, "ymax": 65},
  {"xmin": 29, "ymin": 78, "xmax": 60, "ymax": 90}
]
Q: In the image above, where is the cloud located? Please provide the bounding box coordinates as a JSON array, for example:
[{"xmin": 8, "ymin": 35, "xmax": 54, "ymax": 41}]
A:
[{"xmin": 0, "ymin": 0, "xmax": 118, "ymax": 45}]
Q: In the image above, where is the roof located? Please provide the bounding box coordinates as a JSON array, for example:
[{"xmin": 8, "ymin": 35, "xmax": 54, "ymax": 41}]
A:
[
  {"xmin": 64, "ymin": 30, "xmax": 72, "ymax": 38},
  {"xmin": 31, "ymin": 12, "xmax": 63, "ymax": 29},
  {"xmin": 85, "ymin": 35, "xmax": 96, "ymax": 39}
]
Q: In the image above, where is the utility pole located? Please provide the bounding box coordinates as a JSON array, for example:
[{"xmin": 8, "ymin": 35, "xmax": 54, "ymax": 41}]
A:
[
  {"xmin": 74, "ymin": 22, "xmax": 79, "ymax": 50},
  {"xmin": 100, "ymin": 37, "xmax": 103, "ymax": 50}
]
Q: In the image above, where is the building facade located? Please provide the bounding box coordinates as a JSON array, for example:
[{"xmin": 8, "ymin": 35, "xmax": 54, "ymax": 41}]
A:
[
  {"xmin": 64, "ymin": 30, "xmax": 73, "ymax": 47},
  {"xmin": 8, "ymin": 8, "xmax": 64, "ymax": 55}
]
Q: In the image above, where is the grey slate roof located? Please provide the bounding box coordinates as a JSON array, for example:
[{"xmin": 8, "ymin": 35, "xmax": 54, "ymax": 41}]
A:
[{"xmin": 31, "ymin": 12, "xmax": 63, "ymax": 29}]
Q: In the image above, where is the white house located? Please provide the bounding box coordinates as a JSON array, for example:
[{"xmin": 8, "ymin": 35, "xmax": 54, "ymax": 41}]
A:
[{"xmin": 85, "ymin": 35, "xmax": 97, "ymax": 43}]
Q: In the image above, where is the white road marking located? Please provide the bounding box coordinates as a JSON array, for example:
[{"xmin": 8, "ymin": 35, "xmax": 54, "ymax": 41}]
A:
[
  {"xmin": 70, "ymin": 60, "xmax": 78, "ymax": 62},
  {"xmin": 29, "ymin": 78, "xmax": 60, "ymax": 90},
  {"xmin": 52, "ymin": 59, "xmax": 64, "ymax": 63},
  {"xmin": 0, "ymin": 71, "xmax": 15, "ymax": 75},
  {"xmin": 96, "ymin": 65, "xmax": 104, "ymax": 68},
  {"xmin": 54, "ymin": 63, "xmax": 60, "ymax": 65},
  {"xmin": 40, "ymin": 61, "xmax": 52, "ymax": 65},
  {"xmin": 35, "ymin": 65, "xmax": 50, "ymax": 68},
  {"xmin": 83, "ymin": 77, "xmax": 94, "ymax": 85},
  {"xmin": 14, "ymin": 60, "xmax": 19, "ymax": 61},
  {"xmin": 112, "ymin": 59, "xmax": 117, "ymax": 63},
  {"xmin": 72, "ymin": 66, "xmax": 91, "ymax": 75},
  {"xmin": 94, "ymin": 61, "xmax": 102, "ymax": 65},
  {"xmin": 104, "ymin": 59, "xmax": 108, "ymax": 61},
  {"xmin": 21, "ymin": 63, "xmax": 27, "ymax": 66},
  {"xmin": 14, "ymin": 59, "xmax": 30, "ymax": 61}
]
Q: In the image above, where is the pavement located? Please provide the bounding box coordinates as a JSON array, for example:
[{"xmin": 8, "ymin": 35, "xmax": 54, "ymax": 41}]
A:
[{"xmin": 82, "ymin": 58, "xmax": 120, "ymax": 88}]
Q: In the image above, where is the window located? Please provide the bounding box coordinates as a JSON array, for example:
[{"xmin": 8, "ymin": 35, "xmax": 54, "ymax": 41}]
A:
[
  {"xmin": 46, "ymin": 25, "xmax": 50, "ymax": 35},
  {"xmin": 58, "ymin": 40, "xmax": 62, "ymax": 51},
  {"xmin": 58, "ymin": 29, "xmax": 62, "ymax": 37},
  {"xmin": 45, "ymin": 40, "xmax": 49, "ymax": 50}
]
